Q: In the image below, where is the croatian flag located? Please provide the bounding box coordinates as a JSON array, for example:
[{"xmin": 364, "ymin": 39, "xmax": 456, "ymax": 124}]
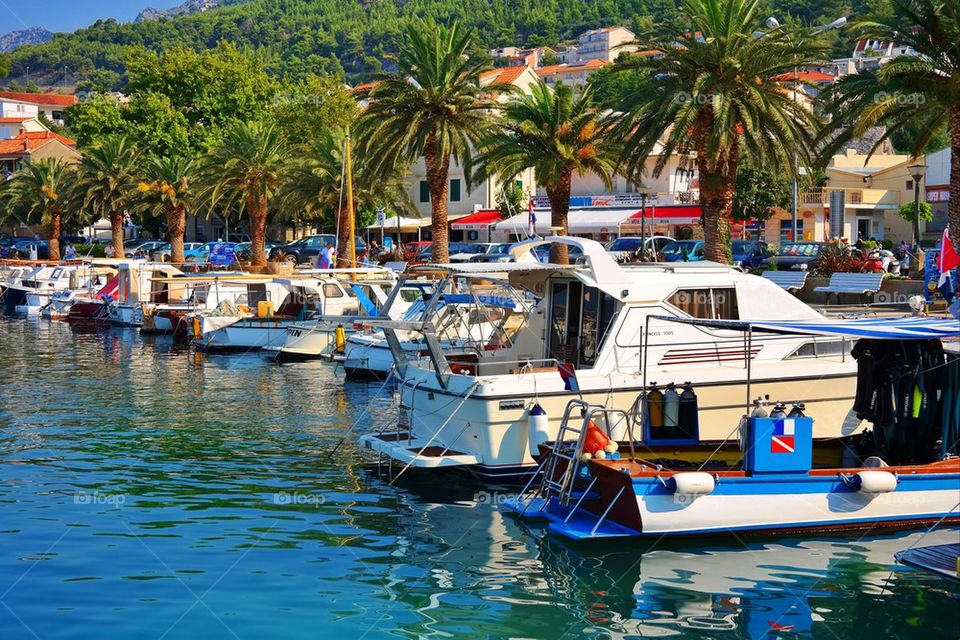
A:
[
  {"xmin": 528, "ymin": 199, "xmax": 537, "ymax": 237},
  {"xmin": 938, "ymin": 228, "xmax": 958, "ymax": 301},
  {"xmin": 770, "ymin": 419, "xmax": 795, "ymax": 454}
]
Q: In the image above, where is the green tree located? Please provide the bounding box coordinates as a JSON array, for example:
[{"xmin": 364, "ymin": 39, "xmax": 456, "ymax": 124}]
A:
[
  {"xmin": 0, "ymin": 54, "xmax": 11, "ymax": 81},
  {"xmin": 614, "ymin": 0, "xmax": 827, "ymax": 263},
  {"xmin": 732, "ymin": 164, "xmax": 793, "ymax": 222},
  {"xmin": 199, "ymin": 120, "xmax": 285, "ymax": 267},
  {"xmin": 819, "ymin": 0, "xmax": 960, "ymax": 249},
  {"xmin": 271, "ymin": 74, "xmax": 359, "ymax": 146},
  {"xmin": 63, "ymin": 95, "xmax": 125, "ymax": 148},
  {"xmin": 75, "ymin": 135, "xmax": 142, "ymax": 257},
  {"xmin": 478, "ymin": 81, "xmax": 617, "ymax": 263},
  {"xmin": 132, "ymin": 155, "xmax": 200, "ymax": 264},
  {"xmin": 496, "ymin": 182, "xmax": 526, "ymax": 217},
  {"xmin": 356, "ymin": 19, "xmax": 505, "ymax": 264},
  {"xmin": 898, "ymin": 200, "xmax": 933, "ymax": 223},
  {"xmin": 125, "ymin": 42, "xmax": 278, "ymax": 147},
  {"xmin": 0, "ymin": 159, "xmax": 78, "ymax": 260}
]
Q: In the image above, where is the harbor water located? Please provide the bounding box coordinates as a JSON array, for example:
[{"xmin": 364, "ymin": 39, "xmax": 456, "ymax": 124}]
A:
[{"xmin": 0, "ymin": 317, "xmax": 957, "ymax": 639}]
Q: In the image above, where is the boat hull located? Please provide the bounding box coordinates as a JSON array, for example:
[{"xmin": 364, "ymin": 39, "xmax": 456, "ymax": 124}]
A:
[
  {"xmin": 361, "ymin": 362, "xmax": 861, "ymax": 482},
  {"xmin": 197, "ymin": 318, "xmax": 300, "ymax": 352}
]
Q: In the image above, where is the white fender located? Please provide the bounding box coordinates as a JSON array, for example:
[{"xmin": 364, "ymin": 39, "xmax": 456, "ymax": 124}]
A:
[
  {"xmin": 527, "ymin": 404, "xmax": 550, "ymax": 456},
  {"xmin": 670, "ymin": 472, "xmax": 716, "ymax": 496},
  {"xmin": 856, "ymin": 470, "xmax": 898, "ymax": 494}
]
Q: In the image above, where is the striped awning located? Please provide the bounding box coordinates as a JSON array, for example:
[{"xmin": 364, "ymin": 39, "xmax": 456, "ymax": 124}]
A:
[{"xmin": 649, "ymin": 315, "xmax": 960, "ymax": 340}]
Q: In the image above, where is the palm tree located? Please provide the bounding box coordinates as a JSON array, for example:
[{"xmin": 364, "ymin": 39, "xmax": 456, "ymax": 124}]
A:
[
  {"xmin": 614, "ymin": 0, "xmax": 826, "ymax": 263},
  {"xmin": 819, "ymin": 0, "xmax": 960, "ymax": 250},
  {"xmin": 479, "ymin": 81, "xmax": 617, "ymax": 263},
  {"xmin": 76, "ymin": 135, "xmax": 141, "ymax": 257},
  {"xmin": 0, "ymin": 159, "xmax": 77, "ymax": 260},
  {"xmin": 199, "ymin": 120, "xmax": 285, "ymax": 267},
  {"xmin": 132, "ymin": 155, "xmax": 199, "ymax": 264},
  {"xmin": 278, "ymin": 129, "xmax": 415, "ymax": 267},
  {"xmin": 356, "ymin": 19, "xmax": 507, "ymax": 264}
]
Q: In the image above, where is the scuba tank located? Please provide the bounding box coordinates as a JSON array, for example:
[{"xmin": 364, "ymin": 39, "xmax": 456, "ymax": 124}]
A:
[
  {"xmin": 678, "ymin": 382, "xmax": 698, "ymax": 438},
  {"xmin": 751, "ymin": 395, "xmax": 770, "ymax": 418},
  {"xmin": 646, "ymin": 383, "xmax": 664, "ymax": 431},
  {"xmin": 527, "ymin": 404, "xmax": 549, "ymax": 457},
  {"xmin": 770, "ymin": 401, "xmax": 787, "ymax": 419},
  {"xmin": 788, "ymin": 402, "xmax": 806, "ymax": 418},
  {"xmin": 663, "ymin": 383, "xmax": 680, "ymax": 429}
]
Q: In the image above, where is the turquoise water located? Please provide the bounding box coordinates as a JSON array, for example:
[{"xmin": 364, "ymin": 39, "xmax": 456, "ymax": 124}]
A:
[{"xmin": 0, "ymin": 317, "xmax": 957, "ymax": 639}]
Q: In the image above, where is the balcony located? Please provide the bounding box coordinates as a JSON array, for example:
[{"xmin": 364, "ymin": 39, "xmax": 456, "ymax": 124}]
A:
[{"xmin": 800, "ymin": 188, "xmax": 896, "ymax": 206}]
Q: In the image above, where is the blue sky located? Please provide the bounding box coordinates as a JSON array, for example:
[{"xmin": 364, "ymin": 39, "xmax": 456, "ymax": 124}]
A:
[{"xmin": 1, "ymin": 1, "xmax": 184, "ymax": 34}]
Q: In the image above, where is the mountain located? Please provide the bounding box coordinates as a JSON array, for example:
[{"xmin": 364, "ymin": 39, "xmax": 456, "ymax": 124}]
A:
[
  {"xmin": 0, "ymin": 27, "xmax": 54, "ymax": 53},
  {"xmin": 136, "ymin": 0, "xmax": 222, "ymax": 22}
]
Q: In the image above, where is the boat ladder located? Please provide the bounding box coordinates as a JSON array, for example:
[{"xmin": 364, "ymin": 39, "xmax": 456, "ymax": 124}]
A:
[{"xmin": 516, "ymin": 400, "xmax": 634, "ymax": 528}]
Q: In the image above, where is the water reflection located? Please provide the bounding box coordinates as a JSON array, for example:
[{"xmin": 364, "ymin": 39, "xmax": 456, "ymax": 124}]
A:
[{"xmin": 0, "ymin": 317, "xmax": 956, "ymax": 639}]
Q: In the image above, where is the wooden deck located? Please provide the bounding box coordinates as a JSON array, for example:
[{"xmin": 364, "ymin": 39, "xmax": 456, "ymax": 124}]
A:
[{"xmin": 896, "ymin": 543, "xmax": 960, "ymax": 583}]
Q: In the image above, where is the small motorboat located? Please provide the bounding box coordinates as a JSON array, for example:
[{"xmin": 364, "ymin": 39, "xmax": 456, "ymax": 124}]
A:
[{"xmin": 506, "ymin": 314, "xmax": 960, "ymax": 539}]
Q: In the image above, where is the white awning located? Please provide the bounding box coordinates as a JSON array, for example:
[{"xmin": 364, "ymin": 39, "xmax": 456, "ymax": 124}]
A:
[
  {"xmin": 493, "ymin": 208, "xmax": 639, "ymax": 235},
  {"xmin": 366, "ymin": 216, "xmax": 430, "ymax": 232}
]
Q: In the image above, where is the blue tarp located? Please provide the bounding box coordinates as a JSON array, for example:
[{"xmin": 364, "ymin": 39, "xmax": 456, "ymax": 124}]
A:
[{"xmin": 649, "ymin": 315, "xmax": 960, "ymax": 340}]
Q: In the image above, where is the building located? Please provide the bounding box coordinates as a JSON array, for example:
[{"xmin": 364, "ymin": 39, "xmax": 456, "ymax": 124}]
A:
[
  {"xmin": 0, "ymin": 129, "xmax": 80, "ymax": 177},
  {"xmin": 761, "ymin": 149, "xmax": 931, "ymax": 247},
  {"xmin": 0, "ymin": 97, "xmax": 39, "ymax": 120},
  {"xmin": 535, "ymin": 59, "xmax": 608, "ymax": 92},
  {"xmin": 0, "ymin": 116, "xmax": 46, "ymax": 140},
  {"xmin": 923, "ymin": 146, "xmax": 953, "ymax": 240},
  {"xmin": 489, "ymin": 46, "xmax": 555, "ymax": 68},
  {"xmin": 561, "ymin": 27, "xmax": 637, "ymax": 64},
  {"xmin": 0, "ymin": 91, "xmax": 77, "ymax": 126}
]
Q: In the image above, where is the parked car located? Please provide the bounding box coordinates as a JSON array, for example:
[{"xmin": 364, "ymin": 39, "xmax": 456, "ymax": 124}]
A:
[
  {"xmin": 470, "ymin": 243, "xmax": 515, "ymax": 263},
  {"xmin": 661, "ymin": 240, "xmax": 705, "ymax": 262},
  {"xmin": 8, "ymin": 239, "xmax": 50, "ymax": 260},
  {"xmin": 731, "ymin": 240, "xmax": 771, "ymax": 271},
  {"xmin": 184, "ymin": 241, "xmax": 238, "ymax": 263},
  {"xmin": 760, "ymin": 242, "xmax": 829, "ymax": 271},
  {"xmin": 268, "ymin": 235, "xmax": 364, "ymax": 264},
  {"xmin": 59, "ymin": 235, "xmax": 90, "ymax": 246},
  {"xmin": 125, "ymin": 240, "xmax": 167, "ymax": 258},
  {"xmin": 235, "ymin": 241, "xmax": 281, "ymax": 259},
  {"xmin": 151, "ymin": 242, "xmax": 203, "ymax": 261},
  {"xmin": 605, "ymin": 235, "xmax": 675, "ymax": 261}
]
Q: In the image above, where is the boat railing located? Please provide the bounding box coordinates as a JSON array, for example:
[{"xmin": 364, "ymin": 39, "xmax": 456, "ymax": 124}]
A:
[{"xmin": 419, "ymin": 357, "xmax": 559, "ymax": 376}]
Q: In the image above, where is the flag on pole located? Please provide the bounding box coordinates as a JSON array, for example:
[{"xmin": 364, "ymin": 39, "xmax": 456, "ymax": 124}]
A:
[
  {"xmin": 528, "ymin": 199, "xmax": 537, "ymax": 237},
  {"xmin": 938, "ymin": 228, "xmax": 959, "ymax": 301}
]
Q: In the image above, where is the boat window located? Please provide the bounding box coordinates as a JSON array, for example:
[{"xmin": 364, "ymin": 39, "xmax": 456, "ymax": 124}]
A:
[
  {"xmin": 246, "ymin": 284, "xmax": 268, "ymax": 307},
  {"xmin": 786, "ymin": 339, "xmax": 850, "ymax": 359},
  {"xmin": 667, "ymin": 288, "xmax": 739, "ymax": 320},
  {"xmin": 323, "ymin": 283, "xmax": 344, "ymax": 298}
]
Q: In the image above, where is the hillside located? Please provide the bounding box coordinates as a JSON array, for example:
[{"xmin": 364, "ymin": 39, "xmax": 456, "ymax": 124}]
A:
[
  {"xmin": 2, "ymin": 0, "xmax": 876, "ymax": 89},
  {"xmin": 0, "ymin": 27, "xmax": 54, "ymax": 54},
  {"xmin": 137, "ymin": 0, "xmax": 224, "ymax": 22}
]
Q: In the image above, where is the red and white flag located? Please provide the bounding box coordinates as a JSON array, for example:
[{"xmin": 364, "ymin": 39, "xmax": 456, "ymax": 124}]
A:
[{"xmin": 938, "ymin": 228, "xmax": 959, "ymax": 290}]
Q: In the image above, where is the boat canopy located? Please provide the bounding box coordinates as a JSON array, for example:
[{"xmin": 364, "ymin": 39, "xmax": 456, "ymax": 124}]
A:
[{"xmin": 648, "ymin": 315, "xmax": 960, "ymax": 340}]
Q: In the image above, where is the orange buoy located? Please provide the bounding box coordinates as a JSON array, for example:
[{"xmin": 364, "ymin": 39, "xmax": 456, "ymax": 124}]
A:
[{"xmin": 583, "ymin": 420, "xmax": 610, "ymax": 456}]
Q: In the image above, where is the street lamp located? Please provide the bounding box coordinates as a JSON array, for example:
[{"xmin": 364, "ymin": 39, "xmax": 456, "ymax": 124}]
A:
[
  {"xmin": 765, "ymin": 15, "xmax": 847, "ymax": 243},
  {"xmin": 908, "ymin": 162, "xmax": 927, "ymax": 248}
]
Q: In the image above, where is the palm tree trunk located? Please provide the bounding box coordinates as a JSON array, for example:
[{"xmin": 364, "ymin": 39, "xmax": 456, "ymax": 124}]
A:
[
  {"xmin": 111, "ymin": 211, "xmax": 125, "ymax": 257},
  {"xmin": 949, "ymin": 105, "xmax": 960, "ymax": 253},
  {"xmin": 167, "ymin": 204, "xmax": 186, "ymax": 264},
  {"xmin": 48, "ymin": 213, "xmax": 61, "ymax": 261},
  {"xmin": 248, "ymin": 193, "xmax": 268, "ymax": 267},
  {"xmin": 546, "ymin": 171, "xmax": 572, "ymax": 264},
  {"xmin": 336, "ymin": 203, "xmax": 354, "ymax": 268},
  {"xmin": 424, "ymin": 136, "xmax": 450, "ymax": 264}
]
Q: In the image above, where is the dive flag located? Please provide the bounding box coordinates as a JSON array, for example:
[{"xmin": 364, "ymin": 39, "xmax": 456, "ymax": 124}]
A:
[
  {"xmin": 938, "ymin": 228, "xmax": 958, "ymax": 301},
  {"xmin": 771, "ymin": 419, "xmax": 795, "ymax": 453}
]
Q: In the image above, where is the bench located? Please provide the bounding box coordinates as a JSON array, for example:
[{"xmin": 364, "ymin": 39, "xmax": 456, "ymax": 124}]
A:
[
  {"xmin": 761, "ymin": 270, "xmax": 808, "ymax": 294},
  {"xmin": 814, "ymin": 272, "xmax": 885, "ymax": 304}
]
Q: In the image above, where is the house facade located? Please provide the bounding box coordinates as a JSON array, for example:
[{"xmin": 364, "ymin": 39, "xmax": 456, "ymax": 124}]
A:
[
  {"xmin": 0, "ymin": 91, "xmax": 77, "ymax": 126},
  {"xmin": 561, "ymin": 27, "xmax": 637, "ymax": 63}
]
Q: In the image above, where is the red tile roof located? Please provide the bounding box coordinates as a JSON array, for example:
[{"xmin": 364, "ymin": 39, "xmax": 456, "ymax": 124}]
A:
[
  {"xmin": 536, "ymin": 59, "xmax": 608, "ymax": 77},
  {"xmin": 773, "ymin": 70, "xmax": 836, "ymax": 83},
  {"xmin": 0, "ymin": 91, "xmax": 78, "ymax": 107},
  {"xmin": 0, "ymin": 130, "xmax": 77, "ymax": 156},
  {"xmin": 480, "ymin": 65, "xmax": 530, "ymax": 85},
  {"xmin": 0, "ymin": 117, "xmax": 33, "ymax": 124}
]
